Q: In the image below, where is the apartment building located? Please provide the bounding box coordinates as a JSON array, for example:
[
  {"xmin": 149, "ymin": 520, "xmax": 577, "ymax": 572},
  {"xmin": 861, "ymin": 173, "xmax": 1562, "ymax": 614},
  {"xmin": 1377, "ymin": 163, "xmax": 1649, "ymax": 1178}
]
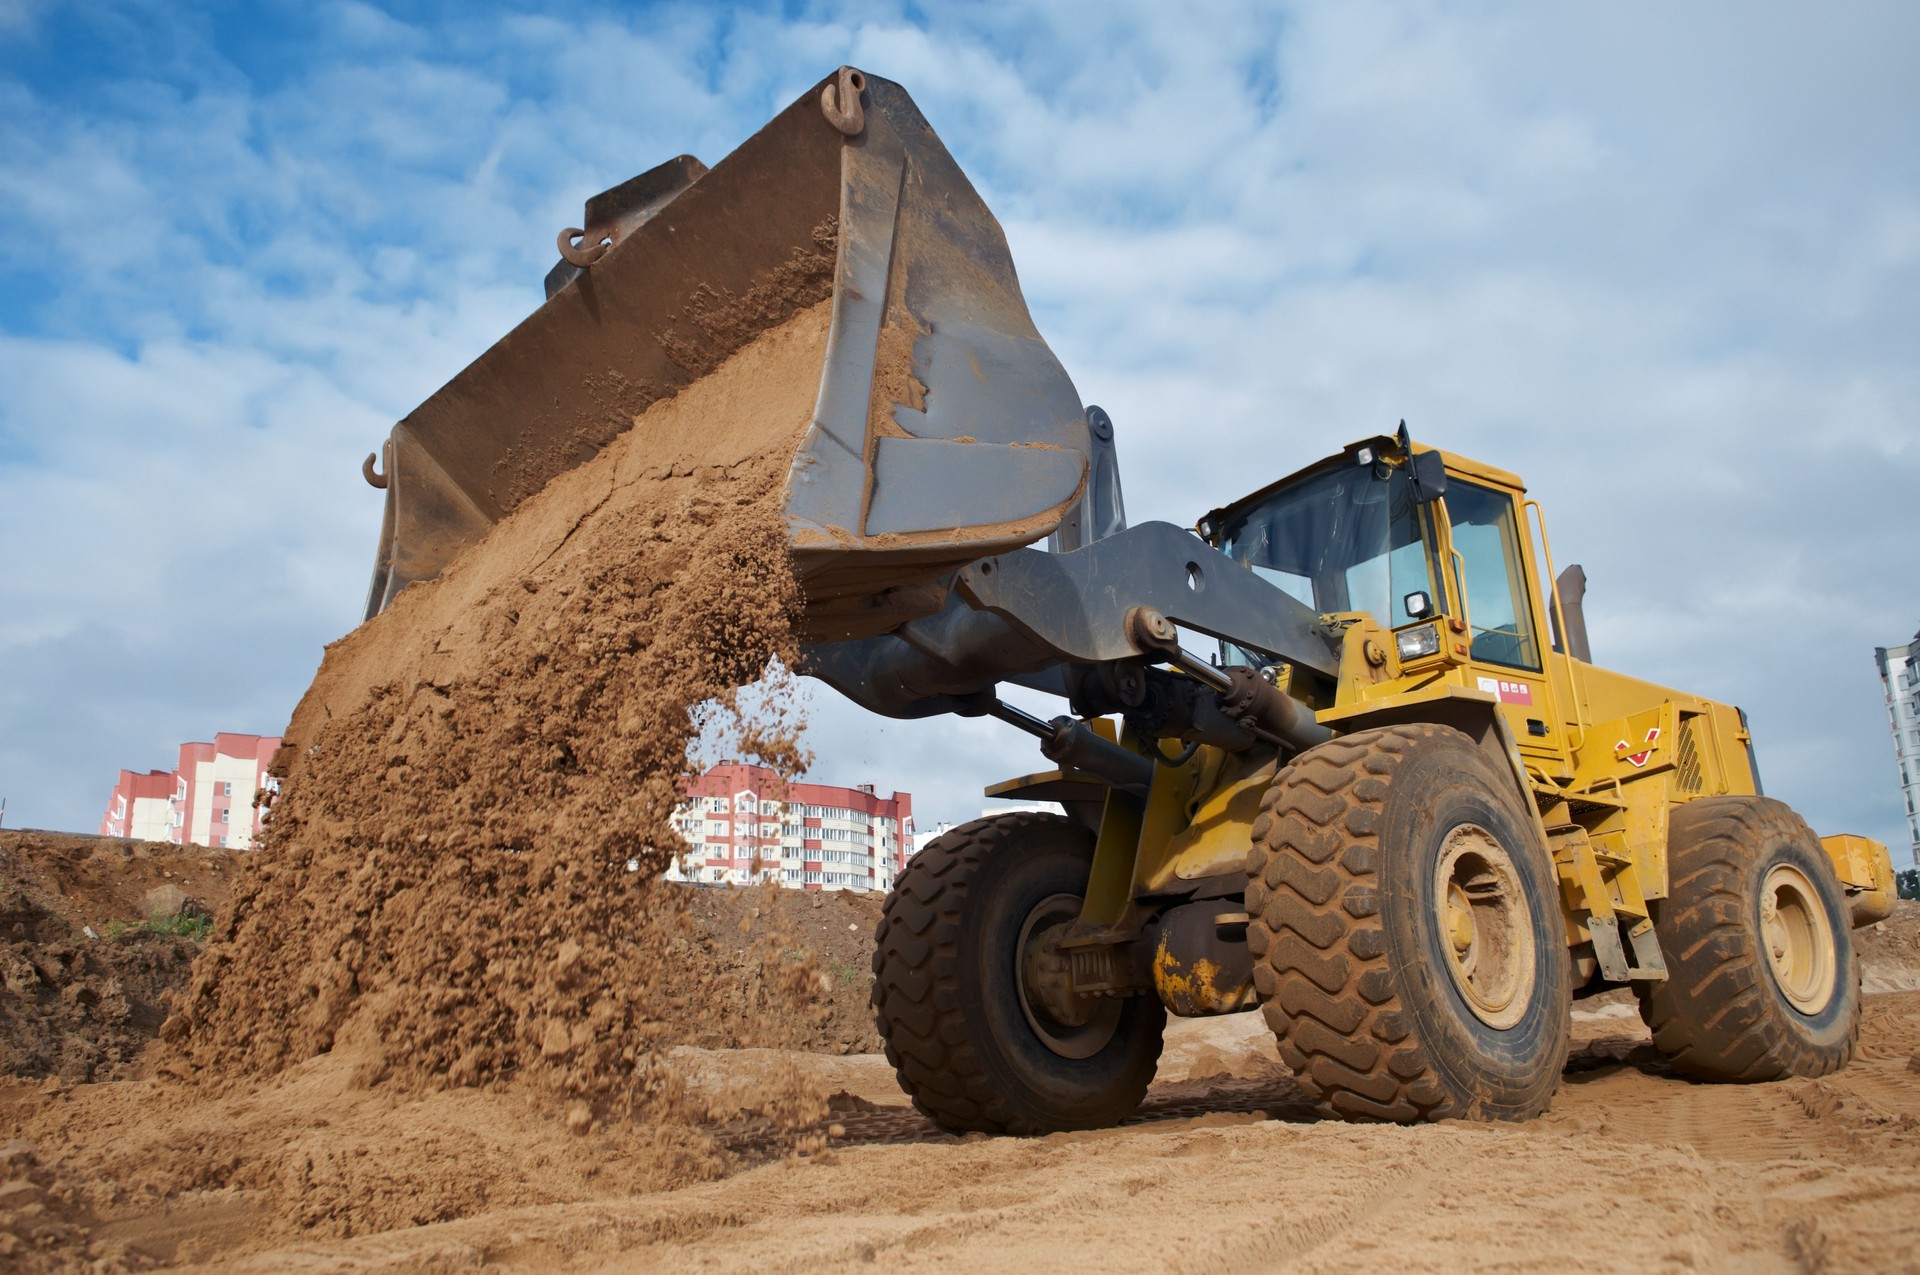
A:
[
  {"xmin": 665, "ymin": 760, "xmax": 911, "ymax": 892},
  {"xmin": 98, "ymin": 732, "xmax": 282, "ymax": 849},
  {"xmin": 98, "ymin": 769, "xmax": 176, "ymax": 841}
]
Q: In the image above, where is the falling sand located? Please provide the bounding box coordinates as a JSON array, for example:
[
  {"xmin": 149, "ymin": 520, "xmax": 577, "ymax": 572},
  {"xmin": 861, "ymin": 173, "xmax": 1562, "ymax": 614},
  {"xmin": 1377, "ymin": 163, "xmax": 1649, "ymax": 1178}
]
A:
[{"xmin": 168, "ymin": 299, "xmax": 833, "ymax": 1114}]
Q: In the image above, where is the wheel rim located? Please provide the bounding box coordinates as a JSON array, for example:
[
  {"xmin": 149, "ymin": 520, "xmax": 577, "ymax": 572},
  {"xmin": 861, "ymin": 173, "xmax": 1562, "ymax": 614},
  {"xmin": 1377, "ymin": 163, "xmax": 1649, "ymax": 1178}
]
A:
[
  {"xmin": 1759, "ymin": 863, "xmax": 1837, "ymax": 1016},
  {"xmin": 1015, "ymin": 892, "xmax": 1122, "ymax": 1060},
  {"xmin": 1432, "ymin": 824, "xmax": 1536, "ymax": 1030}
]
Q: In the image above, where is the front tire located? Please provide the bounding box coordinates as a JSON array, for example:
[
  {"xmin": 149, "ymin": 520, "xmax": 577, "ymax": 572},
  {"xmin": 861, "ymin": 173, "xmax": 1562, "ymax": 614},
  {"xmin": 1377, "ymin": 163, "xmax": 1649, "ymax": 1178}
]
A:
[
  {"xmin": 1247, "ymin": 723, "xmax": 1572, "ymax": 1122},
  {"xmin": 871, "ymin": 812, "xmax": 1166, "ymax": 1135},
  {"xmin": 1635, "ymin": 796, "xmax": 1858, "ymax": 1080}
]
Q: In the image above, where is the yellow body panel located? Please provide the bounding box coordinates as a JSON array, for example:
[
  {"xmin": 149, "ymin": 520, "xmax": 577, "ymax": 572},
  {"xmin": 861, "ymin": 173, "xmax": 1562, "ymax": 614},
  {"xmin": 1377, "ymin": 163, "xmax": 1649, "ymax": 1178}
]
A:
[
  {"xmin": 1823, "ymin": 833, "xmax": 1897, "ymax": 927},
  {"xmin": 1143, "ymin": 750, "xmax": 1275, "ymax": 892}
]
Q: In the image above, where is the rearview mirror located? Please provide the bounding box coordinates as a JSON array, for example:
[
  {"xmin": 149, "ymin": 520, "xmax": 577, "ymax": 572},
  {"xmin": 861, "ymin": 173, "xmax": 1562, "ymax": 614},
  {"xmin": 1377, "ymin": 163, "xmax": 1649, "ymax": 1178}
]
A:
[{"xmin": 1410, "ymin": 450, "xmax": 1448, "ymax": 503}]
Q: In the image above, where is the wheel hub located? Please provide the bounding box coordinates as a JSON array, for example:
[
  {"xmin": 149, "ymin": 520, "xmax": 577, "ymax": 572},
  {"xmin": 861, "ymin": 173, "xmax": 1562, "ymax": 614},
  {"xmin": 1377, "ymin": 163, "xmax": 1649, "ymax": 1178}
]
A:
[
  {"xmin": 1759, "ymin": 863, "xmax": 1836, "ymax": 1016},
  {"xmin": 1446, "ymin": 883, "xmax": 1477, "ymax": 961},
  {"xmin": 1016, "ymin": 893, "xmax": 1123, "ymax": 1060},
  {"xmin": 1432, "ymin": 824, "xmax": 1536, "ymax": 1030}
]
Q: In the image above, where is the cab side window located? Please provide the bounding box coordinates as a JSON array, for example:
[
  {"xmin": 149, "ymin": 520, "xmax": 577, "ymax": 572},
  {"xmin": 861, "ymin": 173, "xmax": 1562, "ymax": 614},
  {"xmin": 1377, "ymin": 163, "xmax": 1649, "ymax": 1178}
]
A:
[{"xmin": 1444, "ymin": 481, "xmax": 1541, "ymax": 671}]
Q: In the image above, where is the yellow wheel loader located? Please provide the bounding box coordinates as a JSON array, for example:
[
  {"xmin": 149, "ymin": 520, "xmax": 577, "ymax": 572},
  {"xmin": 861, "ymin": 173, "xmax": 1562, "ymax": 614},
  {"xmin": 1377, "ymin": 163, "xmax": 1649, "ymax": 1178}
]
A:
[{"xmin": 358, "ymin": 68, "xmax": 1897, "ymax": 1133}]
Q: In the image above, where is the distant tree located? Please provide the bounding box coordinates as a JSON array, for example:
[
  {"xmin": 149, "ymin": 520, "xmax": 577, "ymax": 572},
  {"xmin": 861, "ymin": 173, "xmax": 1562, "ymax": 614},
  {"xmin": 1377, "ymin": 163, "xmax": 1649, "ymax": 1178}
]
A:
[{"xmin": 1897, "ymin": 868, "xmax": 1920, "ymax": 902}]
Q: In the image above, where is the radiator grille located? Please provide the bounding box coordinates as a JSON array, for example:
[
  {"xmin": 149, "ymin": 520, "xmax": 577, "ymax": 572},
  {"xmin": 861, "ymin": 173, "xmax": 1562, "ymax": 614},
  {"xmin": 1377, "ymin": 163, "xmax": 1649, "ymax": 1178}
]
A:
[{"xmin": 1675, "ymin": 717, "xmax": 1704, "ymax": 793}]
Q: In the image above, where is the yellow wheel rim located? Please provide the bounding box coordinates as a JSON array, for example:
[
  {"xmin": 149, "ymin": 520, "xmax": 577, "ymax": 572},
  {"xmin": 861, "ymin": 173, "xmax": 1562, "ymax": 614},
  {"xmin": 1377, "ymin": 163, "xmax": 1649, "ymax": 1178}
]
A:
[
  {"xmin": 1432, "ymin": 824, "xmax": 1536, "ymax": 1030},
  {"xmin": 1760, "ymin": 863, "xmax": 1836, "ymax": 1016}
]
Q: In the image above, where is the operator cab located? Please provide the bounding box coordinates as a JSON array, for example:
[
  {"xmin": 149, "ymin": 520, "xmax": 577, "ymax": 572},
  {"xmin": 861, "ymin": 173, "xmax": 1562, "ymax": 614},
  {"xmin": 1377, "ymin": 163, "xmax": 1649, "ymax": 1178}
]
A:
[{"xmin": 1203, "ymin": 429, "xmax": 1564, "ymax": 761}]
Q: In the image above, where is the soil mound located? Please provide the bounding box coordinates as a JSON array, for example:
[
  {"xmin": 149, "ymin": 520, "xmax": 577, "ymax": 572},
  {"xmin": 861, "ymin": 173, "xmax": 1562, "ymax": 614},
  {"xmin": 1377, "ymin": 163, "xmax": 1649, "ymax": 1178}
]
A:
[
  {"xmin": 673, "ymin": 886, "xmax": 885, "ymax": 1055},
  {"xmin": 0, "ymin": 831, "xmax": 235, "ymax": 935},
  {"xmin": 1858, "ymin": 896, "xmax": 1920, "ymax": 992},
  {"xmin": 1, "ymin": 931, "xmax": 197, "ymax": 1084},
  {"xmin": 168, "ymin": 301, "xmax": 833, "ymax": 1125},
  {"xmin": 0, "ymin": 833, "xmax": 232, "ymax": 1084}
]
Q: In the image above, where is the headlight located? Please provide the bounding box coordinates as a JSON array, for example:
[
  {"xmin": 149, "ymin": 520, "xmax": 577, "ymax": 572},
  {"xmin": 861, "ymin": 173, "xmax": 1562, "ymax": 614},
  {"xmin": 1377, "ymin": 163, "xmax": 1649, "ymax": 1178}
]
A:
[{"xmin": 1396, "ymin": 624, "xmax": 1442, "ymax": 661}]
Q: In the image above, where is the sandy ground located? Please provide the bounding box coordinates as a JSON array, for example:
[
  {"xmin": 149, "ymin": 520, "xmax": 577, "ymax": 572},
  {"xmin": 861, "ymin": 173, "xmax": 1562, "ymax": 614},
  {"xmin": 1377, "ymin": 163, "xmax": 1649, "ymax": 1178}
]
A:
[
  {"xmin": 179, "ymin": 995, "xmax": 1920, "ymax": 1273},
  {"xmin": 6, "ymin": 850, "xmax": 1918, "ymax": 1273}
]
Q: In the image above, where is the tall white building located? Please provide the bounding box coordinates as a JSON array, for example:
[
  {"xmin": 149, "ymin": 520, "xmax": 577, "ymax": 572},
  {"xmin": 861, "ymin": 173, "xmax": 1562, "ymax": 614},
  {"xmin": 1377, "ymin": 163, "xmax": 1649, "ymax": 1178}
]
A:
[
  {"xmin": 663, "ymin": 761, "xmax": 912, "ymax": 892},
  {"xmin": 1875, "ymin": 634, "xmax": 1920, "ymax": 867}
]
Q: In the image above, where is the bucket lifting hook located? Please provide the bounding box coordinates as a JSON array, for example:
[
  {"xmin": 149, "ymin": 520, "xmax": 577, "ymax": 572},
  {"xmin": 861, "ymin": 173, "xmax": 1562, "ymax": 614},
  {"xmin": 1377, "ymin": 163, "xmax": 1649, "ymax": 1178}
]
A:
[
  {"xmin": 362, "ymin": 449, "xmax": 389, "ymax": 489},
  {"xmin": 556, "ymin": 225, "xmax": 613, "ymax": 269},
  {"xmin": 820, "ymin": 66, "xmax": 866, "ymax": 136}
]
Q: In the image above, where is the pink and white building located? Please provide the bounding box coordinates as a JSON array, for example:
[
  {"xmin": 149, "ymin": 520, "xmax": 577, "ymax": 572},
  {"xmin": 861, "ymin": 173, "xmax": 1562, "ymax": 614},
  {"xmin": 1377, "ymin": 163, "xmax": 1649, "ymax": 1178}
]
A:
[
  {"xmin": 98, "ymin": 732, "xmax": 282, "ymax": 849},
  {"xmin": 99, "ymin": 769, "xmax": 177, "ymax": 842},
  {"xmin": 664, "ymin": 761, "xmax": 912, "ymax": 892}
]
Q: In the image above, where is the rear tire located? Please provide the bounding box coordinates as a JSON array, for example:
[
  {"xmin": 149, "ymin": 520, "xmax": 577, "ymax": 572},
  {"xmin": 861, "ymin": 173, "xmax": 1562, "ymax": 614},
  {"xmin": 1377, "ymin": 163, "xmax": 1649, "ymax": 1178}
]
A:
[
  {"xmin": 871, "ymin": 812, "xmax": 1166, "ymax": 1135},
  {"xmin": 1247, "ymin": 723, "xmax": 1571, "ymax": 1122},
  {"xmin": 1634, "ymin": 796, "xmax": 1858, "ymax": 1080}
]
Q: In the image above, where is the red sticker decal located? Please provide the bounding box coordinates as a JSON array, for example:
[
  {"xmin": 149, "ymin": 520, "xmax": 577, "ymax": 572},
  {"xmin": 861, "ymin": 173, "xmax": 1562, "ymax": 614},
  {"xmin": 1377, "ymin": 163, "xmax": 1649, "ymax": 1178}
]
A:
[
  {"xmin": 1616, "ymin": 726, "xmax": 1660, "ymax": 767},
  {"xmin": 1477, "ymin": 676, "xmax": 1535, "ymax": 706}
]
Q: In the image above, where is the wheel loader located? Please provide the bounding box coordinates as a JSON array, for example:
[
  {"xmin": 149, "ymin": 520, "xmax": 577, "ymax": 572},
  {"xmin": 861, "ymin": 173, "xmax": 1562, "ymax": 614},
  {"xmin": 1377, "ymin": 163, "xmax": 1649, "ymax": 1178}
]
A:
[{"xmin": 356, "ymin": 68, "xmax": 1898, "ymax": 1131}]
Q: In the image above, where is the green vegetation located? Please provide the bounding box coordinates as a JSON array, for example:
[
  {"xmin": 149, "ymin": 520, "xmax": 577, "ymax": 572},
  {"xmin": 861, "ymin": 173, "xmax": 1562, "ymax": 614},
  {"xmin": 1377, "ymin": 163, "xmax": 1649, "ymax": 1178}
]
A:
[{"xmin": 107, "ymin": 912, "xmax": 214, "ymax": 942}]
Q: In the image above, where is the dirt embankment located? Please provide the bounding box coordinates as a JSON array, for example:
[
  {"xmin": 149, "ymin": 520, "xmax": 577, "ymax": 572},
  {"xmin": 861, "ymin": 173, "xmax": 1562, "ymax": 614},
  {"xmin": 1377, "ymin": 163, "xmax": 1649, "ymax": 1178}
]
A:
[
  {"xmin": 1, "ymin": 832, "xmax": 237, "ymax": 1085},
  {"xmin": 0, "ymin": 832, "xmax": 236, "ymax": 934},
  {"xmin": 1859, "ymin": 895, "xmax": 1920, "ymax": 993},
  {"xmin": 672, "ymin": 886, "xmax": 884, "ymax": 1056},
  {"xmin": 0, "ymin": 827, "xmax": 886, "ymax": 1087}
]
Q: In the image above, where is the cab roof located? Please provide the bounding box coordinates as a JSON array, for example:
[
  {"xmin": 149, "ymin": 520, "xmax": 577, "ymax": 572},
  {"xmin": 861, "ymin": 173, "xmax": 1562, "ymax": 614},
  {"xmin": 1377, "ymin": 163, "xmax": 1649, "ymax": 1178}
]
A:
[{"xmin": 1199, "ymin": 434, "xmax": 1526, "ymax": 540}]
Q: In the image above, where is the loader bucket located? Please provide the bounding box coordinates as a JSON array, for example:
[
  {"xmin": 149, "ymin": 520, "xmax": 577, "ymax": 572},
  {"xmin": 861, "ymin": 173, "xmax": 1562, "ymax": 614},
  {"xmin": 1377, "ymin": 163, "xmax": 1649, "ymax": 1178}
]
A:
[{"xmin": 362, "ymin": 67, "xmax": 1090, "ymax": 641}]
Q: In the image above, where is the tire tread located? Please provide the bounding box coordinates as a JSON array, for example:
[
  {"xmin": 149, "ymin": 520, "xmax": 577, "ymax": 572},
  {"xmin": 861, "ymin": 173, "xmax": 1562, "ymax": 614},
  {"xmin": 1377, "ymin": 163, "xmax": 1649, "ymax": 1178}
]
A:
[
  {"xmin": 1249, "ymin": 724, "xmax": 1469, "ymax": 1122},
  {"xmin": 870, "ymin": 812, "xmax": 1163, "ymax": 1135},
  {"xmin": 1634, "ymin": 796, "xmax": 1857, "ymax": 1081}
]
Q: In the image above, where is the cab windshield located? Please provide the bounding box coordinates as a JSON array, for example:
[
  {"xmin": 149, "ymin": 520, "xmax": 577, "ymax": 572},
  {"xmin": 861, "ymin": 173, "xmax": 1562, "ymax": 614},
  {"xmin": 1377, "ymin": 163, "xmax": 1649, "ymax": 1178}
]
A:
[{"xmin": 1219, "ymin": 459, "xmax": 1440, "ymax": 634}]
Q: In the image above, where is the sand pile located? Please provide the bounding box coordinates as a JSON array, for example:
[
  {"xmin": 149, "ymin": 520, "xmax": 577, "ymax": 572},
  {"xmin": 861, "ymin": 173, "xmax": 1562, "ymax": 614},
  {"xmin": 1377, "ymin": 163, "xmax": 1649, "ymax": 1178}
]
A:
[
  {"xmin": 670, "ymin": 887, "xmax": 887, "ymax": 1055},
  {"xmin": 0, "ymin": 923, "xmax": 196, "ymax": 1085},
  {"xmin": 1860, "ymin": 897, "xmax": 1920, "ymax": 993},
  {"xmin": 0, "ymin": 833, "xmax": 230, "ymax": 1084},
  {"xmin": 0, "ymin": 833, "xmax": 234, "ymax": 935},
  {"xmin": 166, "ymin": 300, "xmax": 834, "ymax": 1129}
]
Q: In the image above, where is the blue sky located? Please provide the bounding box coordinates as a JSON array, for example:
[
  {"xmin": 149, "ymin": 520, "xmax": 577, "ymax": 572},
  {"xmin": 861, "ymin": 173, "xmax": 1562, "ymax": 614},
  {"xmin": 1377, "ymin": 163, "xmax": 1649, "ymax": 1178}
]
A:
[{"xmin": 2, "ymin": 1, "xmax": 1916, "ymax": 859}]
